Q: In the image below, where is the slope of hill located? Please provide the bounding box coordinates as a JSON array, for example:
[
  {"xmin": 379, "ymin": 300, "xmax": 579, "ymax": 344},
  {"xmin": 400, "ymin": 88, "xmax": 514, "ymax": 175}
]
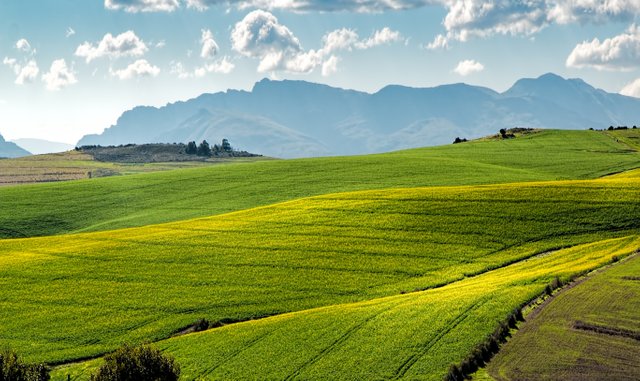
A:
[
  {"xmin": 1, "ymin": 130, "xmax": 639, "ymax": 239},
  {"xmin": 77, "ymin": 74, "xmax": 640, "ymax": 158},
  {"xmin": 1, "ymin": 174, "xmax": 638, "ymax": 368},
  {"xmin": 0, "ymin": 132, "xmax": 31, "ymax": 158},
  {"xmin": 484, "ymin": 254, "xmax": 640, "ymax": 381},
  {"xmin": 11, "ymin": 138, "xmax": 74, "ymax": 155}
]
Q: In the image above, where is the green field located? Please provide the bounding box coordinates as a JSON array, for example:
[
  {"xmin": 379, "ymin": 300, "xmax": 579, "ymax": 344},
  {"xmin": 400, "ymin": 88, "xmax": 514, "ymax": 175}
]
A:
[
  {"xmin": 0, "ymin": 149, "xmax": 262, "ymax": 187},
  {"xmin": 1, "ymin": 129, "xmax": 639, "ymax": 380},
  {"xmin": 1, "ymin": 130, "xmax": 638, "ymax": 239},
  {"xmin": 484, "ymin": 254, "xmax": 640, "ymax": 381},
  {"xmin": 0, "ymin": 174, "xmax": 637, "ymax": 367}
]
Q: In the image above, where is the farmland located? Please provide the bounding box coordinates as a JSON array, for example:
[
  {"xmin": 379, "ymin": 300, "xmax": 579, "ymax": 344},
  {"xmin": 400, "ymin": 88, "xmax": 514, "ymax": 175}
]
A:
[
  {"xmin": 0, "ymin": 173, "xmax": 637, "ymax": 367},
  {"xmin": 0, "ymin": 129, "xmax": 638, "ymax": 380},
  {"xmin": 484, "ymin": 253, "xmax": 640, "ymax": 381},
  {"xmin": 1, "ymin": 129, "xmax": 639, "ymax": 239},
  {"xmin": 0, "ymin": 149, "xmax": 261, "ymax": 187}
]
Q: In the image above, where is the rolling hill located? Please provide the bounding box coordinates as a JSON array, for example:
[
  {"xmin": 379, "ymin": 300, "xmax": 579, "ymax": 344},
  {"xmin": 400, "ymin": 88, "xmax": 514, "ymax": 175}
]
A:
[
  {"xmin": 0, "ymin": 129, "xmax": 638, "ymax": 380},
  {"xmin": 2, "ymin": 129, "xmax": 639, "ymax": 239},
  {"xmin": 0, "ymin": 132, "xmax": 31, "ymax": 158},
  {"xmin": 77, "ymin": 74, "xmax": 640, "ymax": 158},
  {"xmin": 0, "ymin": 174, "xmax": 635, "ymax": 378},
  {"xmin": 484, "ymin": 254, "xmax": 640, "ymax": 381}
]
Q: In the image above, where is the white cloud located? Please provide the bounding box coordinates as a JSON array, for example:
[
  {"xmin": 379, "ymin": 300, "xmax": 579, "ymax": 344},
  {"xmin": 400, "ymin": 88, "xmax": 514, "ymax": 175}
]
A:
[
  {"xmin": 105, "ymin": 0, "xmax": 179, "ymax": 12},
  {"xmin": 42, "ymin": 59, "xmax": 77, "ymax": 91},
  {"xmin": 75, "ymin": 31, "xmax": 148, "ymax": 63},
  {"xmin": 322, "ymin": 28, "xmax": 359, "ymax": 54},
  {"xmin": 426, "ymin": 34, "xmax": 449, "ymax": 50},
  {"xmin": 66, "ymin": 27, "xmax": 76, "ymax": 38},
  {"xmin": 231, "ymin": 9, "xmax": 313, "ymax": 73},
  {"xmin": 16, "ymin": 39, "xmax": 32, "ymax": 53},
  {"xmin": 156, "ymin": 40, "xmax": 166, "ymax": 48},
  {"xmin": 200, "ymin": 29, "xmax": 220, "ymax": 59},
  {"xmin": 356, "ymin": 27, "xmax": 403, "ymax": 48},
  {"xmin": 453, "ymin": 59, "xmax": 484, "ymax": 76},
  {"xmin": 110, "ymin": 59, "xmax": 161, "ymax": 80},
  {"xmin": 15, "ymin": 60, "xmax": 40, "ymax": 84},
  {"xmin": 3, "ymin": 57, "xmax": 39, "ymax": 85},
  {"xmin": 322, "ymin": 55, "xmax": 339, "ymax": 76},
  {"xmin": 195, "ymin": 56, "xmax": 235, "ymax": 76},
  {"xmin": 621, "ymin": 78, "xmax": 640, "ymax": 97},
  {"xmin": 186, "ymin": 0, "xmax": 441, "ymax": 12},
  {"xmin": 566, "ymin": 25, "xmax": 640, "ymax": 71}
]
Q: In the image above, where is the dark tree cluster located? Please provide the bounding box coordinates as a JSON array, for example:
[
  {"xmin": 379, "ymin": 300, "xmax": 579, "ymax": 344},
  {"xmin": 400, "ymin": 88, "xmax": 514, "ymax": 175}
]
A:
[
  {"xmin": 608, "ymin": 125, "xmax": 636, "ymax": 130},
  {"xmin": 91, "ymin": 344, "xmax": 180, "ymax": 381},
  {"xmin": 453, "ymin": 137, "xmax": 468, "ymax": 144},
  {"xmin": 185, "ymin": 139, "xmax": 234, "ymax": 157},
  {"xmin": 0, "ymin": 348, "xmax": 49, "ymax": 381}
]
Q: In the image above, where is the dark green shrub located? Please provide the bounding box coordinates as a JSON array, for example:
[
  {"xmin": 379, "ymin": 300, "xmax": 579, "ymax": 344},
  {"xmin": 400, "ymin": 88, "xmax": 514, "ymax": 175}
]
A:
[
  {"xmin": 91, "ymin": 344, "xmax": 180, "ymax": 381},
  {"xmin": 0, "ymin": 348, "xmax": 49, "ymax": 381}
]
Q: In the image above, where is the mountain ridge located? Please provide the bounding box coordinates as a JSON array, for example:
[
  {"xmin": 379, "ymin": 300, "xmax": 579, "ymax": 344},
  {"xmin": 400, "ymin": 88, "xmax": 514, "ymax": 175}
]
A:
[
  {"xmin": 0, "ymin": 133, "xmax": 31, "ymax": 158},
  {"xmin": 78, "ymin": 73, "xmax": 640, "ymax": 158}
]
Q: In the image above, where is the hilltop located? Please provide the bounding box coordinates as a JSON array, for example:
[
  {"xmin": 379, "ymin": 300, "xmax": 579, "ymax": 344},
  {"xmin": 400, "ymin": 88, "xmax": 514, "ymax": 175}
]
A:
[
  {"xmin": 78, "ymin": 73, "xmax": 640, "ymax": 158},
  {"xmin": 1, "ymin": 129, "xmax": 639, "ymax": 239}
]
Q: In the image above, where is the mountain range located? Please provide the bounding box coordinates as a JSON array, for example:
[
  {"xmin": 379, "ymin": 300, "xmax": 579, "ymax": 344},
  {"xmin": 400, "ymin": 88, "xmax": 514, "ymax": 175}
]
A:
[
  {"xmin": 78, "ymin": 73, "xmax": 640, "ymax": 158},
  {"xmin": 10, "ymin": 138, "xmax": 74, "ymax": 155},
  {"xmin": 0, "ymin": 133, "xmax": 30, "ymax": 158}
]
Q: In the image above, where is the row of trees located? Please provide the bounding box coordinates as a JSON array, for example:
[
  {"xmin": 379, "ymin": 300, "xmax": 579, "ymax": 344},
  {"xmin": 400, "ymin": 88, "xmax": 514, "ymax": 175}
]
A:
[{"xmin": 185, "ymin": 139, "xmax": 232, "ymax": 157}]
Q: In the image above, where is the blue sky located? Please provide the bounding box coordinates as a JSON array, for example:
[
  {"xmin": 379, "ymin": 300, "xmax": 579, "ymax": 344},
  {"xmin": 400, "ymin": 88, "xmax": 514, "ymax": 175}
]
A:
[{"xmin": 1, "ymin": 0, "xmax": 640, "ymax": 144}]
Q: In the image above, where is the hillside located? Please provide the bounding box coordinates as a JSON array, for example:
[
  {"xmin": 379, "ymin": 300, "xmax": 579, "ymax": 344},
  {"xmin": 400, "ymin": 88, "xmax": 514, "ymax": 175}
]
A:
[
  {"xmin": 0, "ymin": 132, "xmax": 31, "ymax": 158},
  {"xmin": 2, "ymin": 175, "xmax": 639, "ymax": 363},
  {"xmin": 0, "ymin": 150, "xmax": 263, "ymax": 187},
  {"xmin": 77, "ymin": 74, "xmax": 640, "ymax": 158},
  {"xmin": 1, "ymin": 130, "xmax": 639, "ymax": 239},
  {"xmin": 485, "ymin": 254, "xmax": 640, "ymax": 381}
]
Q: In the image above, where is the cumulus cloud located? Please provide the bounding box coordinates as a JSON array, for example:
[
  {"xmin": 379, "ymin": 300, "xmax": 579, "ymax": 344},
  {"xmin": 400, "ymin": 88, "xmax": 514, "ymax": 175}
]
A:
[
  {"xmin": 75, "ymin": 31, "xmax": 148, "ymax": 63},
  {"xmin": 200, "ymin": 29, "xmax": 220, "ymax": 59},
  {"xmin": 195, "ymin": 56, "xmax": 235, "ymax": 76},
  {"xmin": 621, "ymin": 78, "xmax": 640, "ymax": 97},
  {"xmin": 171, "ymin": 57, "xmax": 235, "ymax": 78},
  {"xmin": 321, "ymin": 55, "xmax": 339, "ymax": 76},
  {"xmin": 185, "ymin": 0, "xmax": 441, "ymax": 12},
  {"xmin": 105, "ymin": 0, "xmax": 179, "ymax": 12},
  {"xmin": 231, "ymin": 10, "xmax": 402, "ymax": 75},
  {"xmin": 3, "ymin": 57, "xmax": 39, "ymax": 85},
  {"xmin": 111, "ymin": 59, "xmax": 161, "ymax": 79},
  {"xmin": 15, "ymin": 60, "xmax": 40, "ymax": 84},
  {"xmin": 426, "ymin": 34, "xmax": 449, "ymax": 50},
  {"xmin": 42, "ymin": 59, "xmax": 77, "ymax": 91},
  {"xmin": 453, "ymin": 59, "xmax": 484, "ymax": 76},
  {"xmin": 66, "ymin": 27, "xmax": 76, "ymax": 38},
  {"xmin": 16, "ymin": 39, "xmax": 33, "ymax": 53},
  {"xmin": 566, "ymin": 25, "xmax": 640, "ymax": 71}
]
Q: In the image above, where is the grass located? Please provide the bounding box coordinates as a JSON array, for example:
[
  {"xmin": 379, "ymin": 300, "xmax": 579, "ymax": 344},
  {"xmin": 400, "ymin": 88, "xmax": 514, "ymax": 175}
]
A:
[
  {"xmin": 1, "ymin": 129, "xmax": 639, "ymax": 239},
  {"xmin": 0, "ymin": 174, "xmax": 639, "ymax": 367},
  {"xmin": 484, "ymin": 253, "xmax": 640, "ymax": 381},
  {"xmin": 0, "ymin": 150, "xmax": 264, "ymax": 187},
  {"xmin": 50, "ymin": 236, "xmax": 640, "ymax": 380}
]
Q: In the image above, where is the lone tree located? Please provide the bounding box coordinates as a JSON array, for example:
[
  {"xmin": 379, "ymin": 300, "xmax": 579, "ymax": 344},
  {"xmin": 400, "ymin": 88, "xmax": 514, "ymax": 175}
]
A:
[
  {"xmin": 221, "ymin": 138, "xmax": 232, "ymax": 152},
  {"xmin": 197, "ymin": 140, "xmax": 212, "ymax": 157},
  {"xmin": 185, "ymin": 141, "xmax": 197, "ymax": 155},
  {"xmin": 91, "ymin": 344, "xmax": 180, "ymax": 381},
  {"xmin": 499, "ymin": 128, "xmax": 507, "ymax": 138}
]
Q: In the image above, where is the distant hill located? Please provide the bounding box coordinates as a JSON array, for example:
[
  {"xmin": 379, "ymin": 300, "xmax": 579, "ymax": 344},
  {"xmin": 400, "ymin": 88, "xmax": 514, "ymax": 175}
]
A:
[
  {"xmin": 11, "ymin": 138, "xmax": 74, "ymax": 155},
  {"xmin": 78, "ymin": 73, "xmax": 640, "ymax": 158},
  {"xmin": 0, "ymin": 133, "xmax": 30, "ymax": 158},
  {"xmin": 79, "ymin": 142, "xmax": 261, "ymax": 163}
]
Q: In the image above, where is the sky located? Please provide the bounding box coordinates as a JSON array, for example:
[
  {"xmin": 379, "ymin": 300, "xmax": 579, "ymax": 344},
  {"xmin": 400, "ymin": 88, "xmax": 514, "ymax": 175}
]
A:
[{"xmin": 1, "ymin": 0, "xmax": 640, "ymax": 144}]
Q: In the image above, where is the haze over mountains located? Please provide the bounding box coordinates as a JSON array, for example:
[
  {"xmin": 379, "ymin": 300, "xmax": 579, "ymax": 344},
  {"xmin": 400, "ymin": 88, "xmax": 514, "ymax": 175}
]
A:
[
  {"xmin": 79, "ymin": 73, "xmax": 640, "ymax": 158},
  {"xmin": 0, "ymin": 133, "xmax": 30, "ymax": 158}
]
